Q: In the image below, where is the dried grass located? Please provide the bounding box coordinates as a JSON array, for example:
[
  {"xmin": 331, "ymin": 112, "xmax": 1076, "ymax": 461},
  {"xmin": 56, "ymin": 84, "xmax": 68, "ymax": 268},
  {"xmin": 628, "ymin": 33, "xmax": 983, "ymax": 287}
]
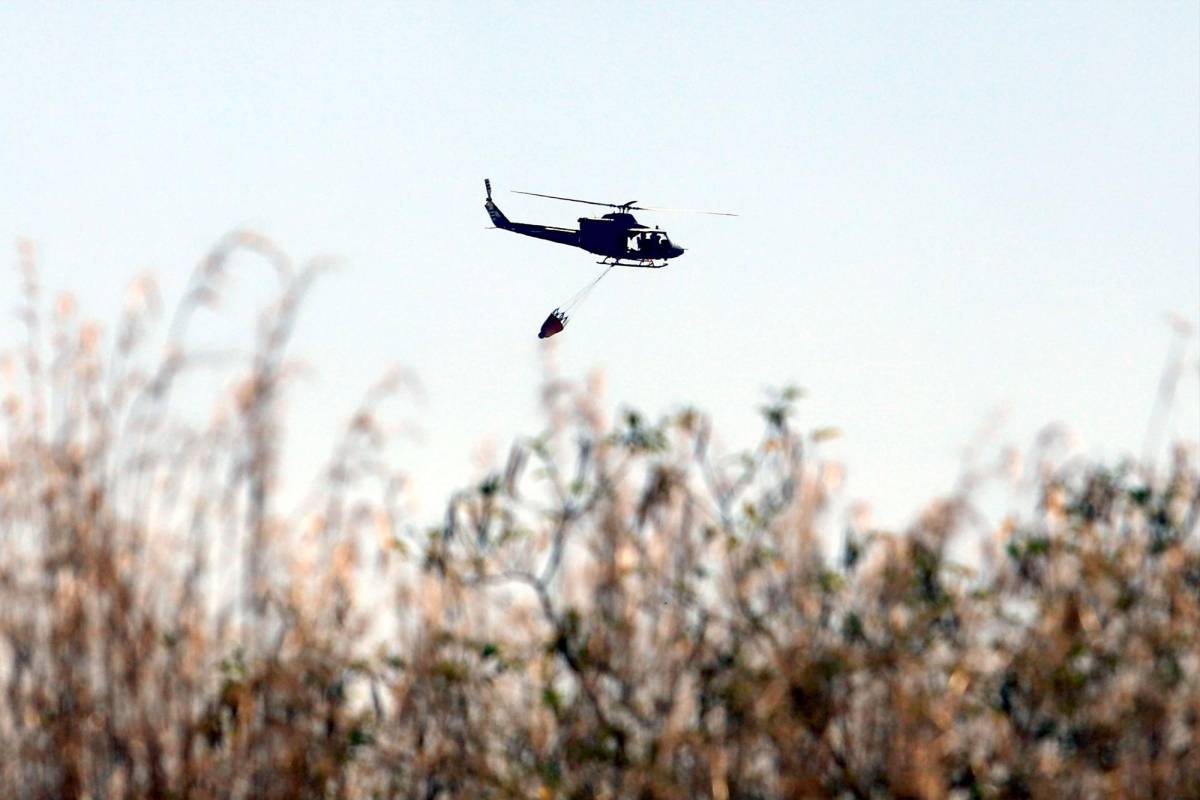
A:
[{"xmin": 0, "ymin": 235, "xmax": 1196, "ymax": 799}]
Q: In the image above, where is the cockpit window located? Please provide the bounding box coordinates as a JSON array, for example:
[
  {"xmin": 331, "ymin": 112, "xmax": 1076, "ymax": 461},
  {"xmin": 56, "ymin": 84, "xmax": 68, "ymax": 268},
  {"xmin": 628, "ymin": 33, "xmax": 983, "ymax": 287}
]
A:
[{"xmin": 630, "ymin": 231, "xmax": 670, "ymax": 252}]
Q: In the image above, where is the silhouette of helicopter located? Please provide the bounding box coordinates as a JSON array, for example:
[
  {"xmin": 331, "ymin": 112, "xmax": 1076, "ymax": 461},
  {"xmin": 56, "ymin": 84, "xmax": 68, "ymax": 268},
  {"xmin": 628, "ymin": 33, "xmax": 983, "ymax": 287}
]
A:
[{"xmin": 484, "ymin": 179, "xmax": 735, "ymax": 269}]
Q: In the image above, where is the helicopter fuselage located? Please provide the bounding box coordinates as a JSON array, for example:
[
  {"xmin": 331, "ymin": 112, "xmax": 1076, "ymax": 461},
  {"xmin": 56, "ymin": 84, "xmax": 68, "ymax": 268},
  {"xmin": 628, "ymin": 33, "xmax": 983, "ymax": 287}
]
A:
[{"xmin": 486, "ymin": 195, "xmax": 685, "ymax": 267}]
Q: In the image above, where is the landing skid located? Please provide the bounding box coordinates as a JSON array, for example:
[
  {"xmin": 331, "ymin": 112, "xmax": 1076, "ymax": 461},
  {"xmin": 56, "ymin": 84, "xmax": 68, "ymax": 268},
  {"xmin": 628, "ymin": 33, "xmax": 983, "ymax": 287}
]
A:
[{"xmin": 597, "ymin": 257, "xmax": 668, "ymax": 269}]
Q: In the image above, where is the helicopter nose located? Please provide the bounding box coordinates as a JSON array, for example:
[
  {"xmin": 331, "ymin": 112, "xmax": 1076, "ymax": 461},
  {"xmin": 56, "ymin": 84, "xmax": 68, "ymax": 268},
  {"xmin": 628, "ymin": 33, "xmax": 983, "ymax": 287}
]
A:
[{"xmin": 670, "ymin": 245, "xmax": 686, "ymax": 258}]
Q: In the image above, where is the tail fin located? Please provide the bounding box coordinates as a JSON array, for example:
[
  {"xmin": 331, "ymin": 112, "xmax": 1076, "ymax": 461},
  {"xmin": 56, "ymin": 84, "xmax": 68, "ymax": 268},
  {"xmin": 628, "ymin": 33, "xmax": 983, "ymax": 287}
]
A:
[{"xmin": 484, "ymin": 178, "xmax": 511, "ymax": 228}]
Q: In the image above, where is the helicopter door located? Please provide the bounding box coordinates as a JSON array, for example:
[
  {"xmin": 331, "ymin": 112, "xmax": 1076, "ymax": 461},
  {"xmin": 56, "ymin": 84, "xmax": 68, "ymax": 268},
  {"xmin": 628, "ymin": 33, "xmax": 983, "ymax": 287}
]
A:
[{"xmin": 634, "ymin": 231, "xmax": 662, "ymax": 255}]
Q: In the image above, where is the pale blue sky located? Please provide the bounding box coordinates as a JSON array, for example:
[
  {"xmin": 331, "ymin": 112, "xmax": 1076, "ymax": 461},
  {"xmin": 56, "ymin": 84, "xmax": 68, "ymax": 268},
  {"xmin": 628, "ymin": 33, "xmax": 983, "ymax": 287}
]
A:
[{"xmin": 2, "ymin": 2, "xmax": 1197, "ymax": 525}]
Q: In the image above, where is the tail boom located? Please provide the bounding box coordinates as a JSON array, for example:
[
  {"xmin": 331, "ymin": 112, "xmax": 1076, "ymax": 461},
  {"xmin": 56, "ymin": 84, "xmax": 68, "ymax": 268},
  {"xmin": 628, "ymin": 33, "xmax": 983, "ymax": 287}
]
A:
[{"xmin": 484, "ymin": 178, "xmax": 579, "ymax": 248}]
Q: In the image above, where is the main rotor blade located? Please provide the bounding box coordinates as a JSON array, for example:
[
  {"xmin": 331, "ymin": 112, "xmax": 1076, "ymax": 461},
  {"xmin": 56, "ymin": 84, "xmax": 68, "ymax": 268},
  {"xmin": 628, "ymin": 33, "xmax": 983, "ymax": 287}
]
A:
[
  {"xmin": 631, "ymin": 205, "xmax": 739, "ymax": 217},
  {"xmin": 514, "ymin": 189, "xmax": 738, "ymax": 216},
  {"xmin": 513, "ymin": 190, "xmax": 621, "ymax": 209}
]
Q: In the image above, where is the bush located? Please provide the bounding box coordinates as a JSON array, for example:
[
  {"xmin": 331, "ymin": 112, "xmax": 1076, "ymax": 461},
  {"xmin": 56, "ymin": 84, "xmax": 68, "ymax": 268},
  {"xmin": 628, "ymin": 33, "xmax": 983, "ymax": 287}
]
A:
[{"xmin": 0, "ymin": 235, "xmax": 1196, "ymax": 799}]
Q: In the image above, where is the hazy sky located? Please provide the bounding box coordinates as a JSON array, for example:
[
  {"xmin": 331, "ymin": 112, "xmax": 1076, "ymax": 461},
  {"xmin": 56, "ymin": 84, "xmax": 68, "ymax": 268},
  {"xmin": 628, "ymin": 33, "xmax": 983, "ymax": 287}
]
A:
[{"xmin": 3, "ymin": 2, "xmax": 1198, "ymax": 527}]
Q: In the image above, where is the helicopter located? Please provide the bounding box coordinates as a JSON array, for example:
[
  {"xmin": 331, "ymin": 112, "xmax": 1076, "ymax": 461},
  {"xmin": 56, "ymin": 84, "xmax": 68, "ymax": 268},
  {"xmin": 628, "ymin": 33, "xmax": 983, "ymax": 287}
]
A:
[{"xmin": 484, "ymin": 178, "xmax": 735, "ymax": 269}]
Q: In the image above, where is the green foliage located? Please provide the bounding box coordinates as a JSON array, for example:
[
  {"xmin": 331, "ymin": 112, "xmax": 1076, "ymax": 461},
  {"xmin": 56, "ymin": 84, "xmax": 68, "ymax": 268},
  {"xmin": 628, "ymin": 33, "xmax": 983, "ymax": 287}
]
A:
[{"xmin": 611, "ymin": 409, "xmax": 667, "ymax": 453}]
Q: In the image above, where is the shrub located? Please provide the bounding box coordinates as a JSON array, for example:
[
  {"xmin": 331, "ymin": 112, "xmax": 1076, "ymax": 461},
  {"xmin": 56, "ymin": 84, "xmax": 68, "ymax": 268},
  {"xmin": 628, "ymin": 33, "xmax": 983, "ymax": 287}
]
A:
[{"xmin": 0, "ymin": 235, "xmax": 1196, "ymax": 799}]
